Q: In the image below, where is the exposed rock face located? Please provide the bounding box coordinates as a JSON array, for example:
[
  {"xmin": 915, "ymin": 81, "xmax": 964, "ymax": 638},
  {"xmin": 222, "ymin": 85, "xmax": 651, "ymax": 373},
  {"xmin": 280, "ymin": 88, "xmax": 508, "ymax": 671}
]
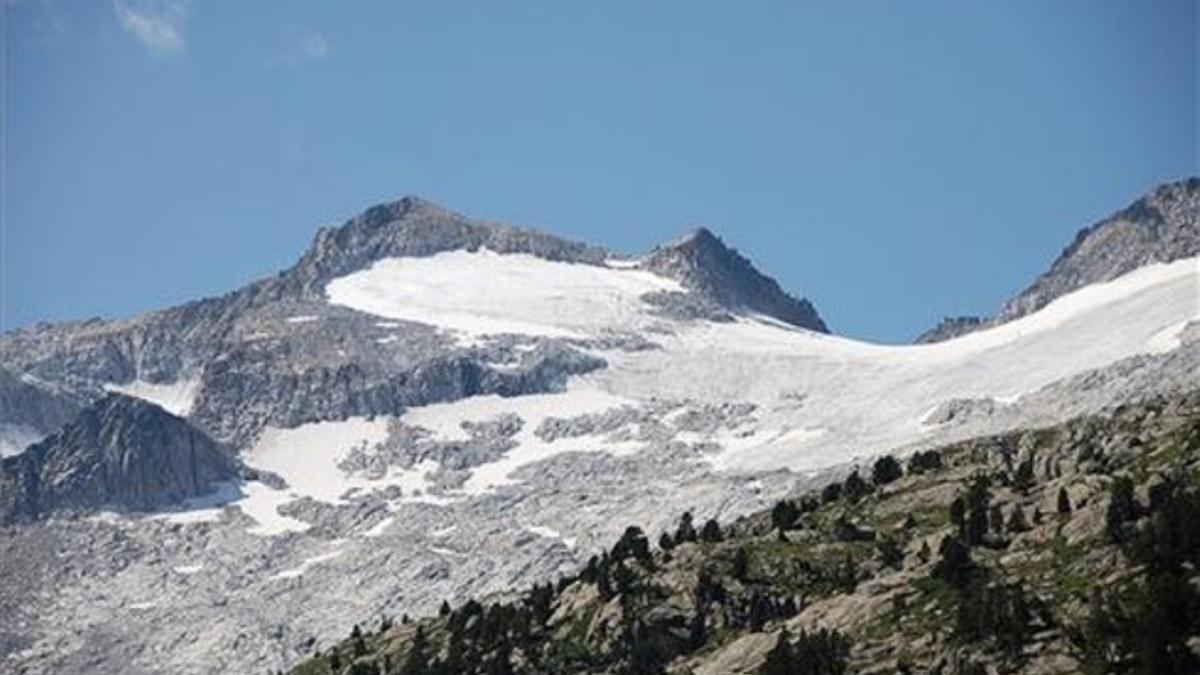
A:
[
  {"xmin": 916, "ymin": 177, "xmax": 1200, "ymax": 342},
  {"xmin": 284, "ymin": 197, "xmax": 610, "ymax": 299},
  {"xmin": 913, "ymin": 315, "xmax": 986, "ymax": 344},
  {"xmin": 0, "ymin": 367, "xmax": 84, "ymax": 454},
  {"xmin": 641, "ymin": 228, "xmax": 828, "ymax": 332},
  {"xmin": 0, "ymin": 394, "xmax": 236, "ymax": 523},
  {"xmin": 999, "ymin": 178, "xmax": 1200, "ymax": 322}
]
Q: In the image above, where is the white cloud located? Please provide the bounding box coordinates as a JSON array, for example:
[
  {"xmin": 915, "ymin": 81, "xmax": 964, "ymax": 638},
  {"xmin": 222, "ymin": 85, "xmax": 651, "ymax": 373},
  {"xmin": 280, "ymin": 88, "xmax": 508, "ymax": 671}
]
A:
[
  {"xmin": 112, "ymin": 0, "xmax": 187, "ymax": 56},
  {"xmin": 272, "ymin": 26, "xmax": 329, "ymax": 67}
]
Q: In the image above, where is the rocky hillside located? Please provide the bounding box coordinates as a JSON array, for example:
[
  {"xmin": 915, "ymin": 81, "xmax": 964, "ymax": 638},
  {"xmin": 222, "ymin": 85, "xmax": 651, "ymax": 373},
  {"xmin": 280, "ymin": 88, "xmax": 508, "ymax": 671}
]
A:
[
  {"xmin": 917, "ymin": 177, "xmax": 1200, "ymax": 343},
  {"xmin": 0, "ymin": 394, "xmax": 236, "ymax": 523},
  {"xmin": 290, "ymin": 392, "xmax": 1200, "ymax": 674}
]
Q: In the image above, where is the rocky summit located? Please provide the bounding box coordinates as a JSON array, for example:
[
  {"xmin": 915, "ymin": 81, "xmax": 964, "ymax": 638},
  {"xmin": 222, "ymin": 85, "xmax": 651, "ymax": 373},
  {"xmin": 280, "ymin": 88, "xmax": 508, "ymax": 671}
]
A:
[{"xmin": 0, "ymin": 180, "xmax": 1197, "ymax": 674}]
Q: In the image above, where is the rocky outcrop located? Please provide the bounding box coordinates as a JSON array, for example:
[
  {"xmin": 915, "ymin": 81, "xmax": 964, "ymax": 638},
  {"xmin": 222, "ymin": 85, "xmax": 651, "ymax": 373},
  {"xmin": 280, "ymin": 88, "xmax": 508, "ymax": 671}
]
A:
[
  {"xmin": 282, "ymin": 196, "xmax": 610, "ymax": 299},
  {"xmin": 0, "ymin": 368, "xmax": 83, "ymax": 432},
  {"xmin": 641, "ymin": 227, "xmax": 828, "ymax": 332},
  {"xmin": 917, "ymin": 177, "xmax": 1199, "ymax": 342},
  {"xmin": 913, "ymin": 315, "xmax": 986, "ymax": 344},
  {"xmin": 0, "ymin": 394, "xmax": 236, "ymax": 523},
  {"xmin": 999, "ymin": 178, "xmax": 1200, "ymax": 322}
]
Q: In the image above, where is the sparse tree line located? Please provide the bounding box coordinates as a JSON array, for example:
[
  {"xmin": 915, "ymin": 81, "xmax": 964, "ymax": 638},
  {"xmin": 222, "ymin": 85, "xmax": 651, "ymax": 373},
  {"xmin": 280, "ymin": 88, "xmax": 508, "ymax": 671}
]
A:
[{"xmin": 291, "ymin": 416, "xmax": 1198, "ymax": 675}]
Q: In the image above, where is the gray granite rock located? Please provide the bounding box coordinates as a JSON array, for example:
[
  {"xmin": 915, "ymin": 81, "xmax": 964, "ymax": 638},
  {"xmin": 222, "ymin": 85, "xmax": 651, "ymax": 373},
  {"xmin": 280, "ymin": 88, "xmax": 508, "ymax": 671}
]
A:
[
  {"xmin": 0, "ymin": 394, "xmax": 236, "ymax": 523},
  {"xmin": 641, "ymin": 228, "xmax": 828, "ymax": 332},
  {"xmin": 916, "ymin": 177, "xmax": 1199, "ymax": 342}
]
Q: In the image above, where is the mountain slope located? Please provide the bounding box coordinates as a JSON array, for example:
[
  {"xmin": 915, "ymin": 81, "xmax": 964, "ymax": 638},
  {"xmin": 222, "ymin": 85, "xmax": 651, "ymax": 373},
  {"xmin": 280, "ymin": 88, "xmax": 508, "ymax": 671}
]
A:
[
  {"xmin": 917, "ymin": 177, "xmax": 1200, "ymax": 343},
  {"xmin": 0, "ymin": 198, "xmax": 825, "ymax": 450},
  {"xmin": 289, "ymin": 392, "xmax": 1200, "ymax": 675},
  {"xmin": 0, "ymin": 182, "xmax": 1195, "ymax": 675},
  {"xmin": 0, "ymin": 394, "xmax": 236, "ymax": 523}
]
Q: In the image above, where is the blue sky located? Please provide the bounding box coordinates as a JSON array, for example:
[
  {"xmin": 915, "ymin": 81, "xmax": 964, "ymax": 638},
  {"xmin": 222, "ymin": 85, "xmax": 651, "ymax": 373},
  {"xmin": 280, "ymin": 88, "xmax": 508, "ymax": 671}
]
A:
[{"xmin": 3, "ymin": 1, "xmax": 1196, "ymax": 342}]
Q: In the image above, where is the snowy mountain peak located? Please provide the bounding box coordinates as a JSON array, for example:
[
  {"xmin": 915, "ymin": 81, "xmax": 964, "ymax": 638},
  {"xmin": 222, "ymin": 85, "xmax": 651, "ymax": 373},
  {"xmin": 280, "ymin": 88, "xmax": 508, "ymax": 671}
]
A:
[
  {"xmin": 286, "ymin": 198, "xmax": 827, "ymax": 332},
  {"xmin": 284, "ymin": 196, "xmax": 610, "ymax": 299}
]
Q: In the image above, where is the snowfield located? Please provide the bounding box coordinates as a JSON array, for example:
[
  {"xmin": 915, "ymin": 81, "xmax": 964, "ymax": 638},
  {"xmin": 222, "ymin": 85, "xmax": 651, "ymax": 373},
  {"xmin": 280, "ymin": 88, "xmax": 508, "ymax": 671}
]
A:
[
  {"xmin": 152, "ymin": 253, "xmax": 1198, "ymax": 538},
  {"xmin": 326, "ymin": 249, "xmax": 682, "ymax": 340},
  {"xmin": 327, "ymin": 251, "xmax": 1199, "ymax": 479}
]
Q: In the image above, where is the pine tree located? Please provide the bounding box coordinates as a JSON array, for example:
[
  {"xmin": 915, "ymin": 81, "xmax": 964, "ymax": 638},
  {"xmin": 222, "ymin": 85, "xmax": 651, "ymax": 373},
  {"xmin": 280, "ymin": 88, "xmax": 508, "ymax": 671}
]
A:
[
  {"xmin": 658, "ymin": 531, "xmax": 675, "ymax": 551},
  {"xmin": 907, "ymin": 449, "xmax": 943, "ymax": 474},
  {"xmin": 350, "ymin": 624, "xmax": 367, "ymax": 658},
  {"xmin": 948, "ymin": 496, "xmax": 966, "ymax": 531},
  {"xmin": 931, "ymin": 535, "xmax": 975, "ymax": 590},
  {"xmin": 1006, "ymin": 507, "xmax": 1029, "ymax": 533},
  {"xmin": 1105, "ymin": 475, "xmax": 1138, "ymax": 543},
  {"xmin": 918, "ymin": 540, "xmax": 932, "ymax": 564},
  {"xmin": 613, "ymin": 526, "xmax": 652, "ymax": 565},
  {"xmin": 771, "ymin": 500, "xmax": 799, "ymax": 531},
  {"xmin": 759, "ymin": 629, "xmax": 796, "ymax": 675},
  {"xmin": 877, "ymin": 536, "xmax": 904, "ymax": 570},
  {"xmin": 963, "ymin": 474, "xmax": 991, "ymax": 546},
  {"xmin": 732, "ymin": 547, "xmax": 751, "ymax": 581},
  {"xmin": 400, "ymin": 626, "xmax": 432, "ymax": 675},
  {"xmin": 989, "ymin": 504, "xmax": 1005, "ymax": 535},
  {"xmin": 872, "ymin": 455, "xmax": 903, "ymax": 486},
  {"xmin": 821, "ymin": 482, "xmax": 843, "ymax": 503},
  {"xmin": 1013, "ymin": 454, "xmax": 1036, "ymax": 493},
  {"xmin": 688, "ymin": 609, "xmax": 708, "ymax": 650},
  {"xmin": 675, "ymin": 511, "xmax": 698, "ymax": 543},
  {"xmin": 1057, "ymin": 486, "xmax": 1072, "ymax": 515},
  {"xmin": 842, "ymin": 470, "xmax": 870, "ymax": 502},
  {"xmin": 792, "ymin": 628, "xmax": 850, "ymax": 675},
  {"xmin": 700, "ymin": 519, "xmax": 722, "ymax": 543}
]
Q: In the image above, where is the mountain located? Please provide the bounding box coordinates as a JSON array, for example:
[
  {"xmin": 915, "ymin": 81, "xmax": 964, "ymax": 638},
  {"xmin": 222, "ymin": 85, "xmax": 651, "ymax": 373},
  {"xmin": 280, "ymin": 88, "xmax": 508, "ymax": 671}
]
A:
[
  {"xmin": 0, "ymin": 394, "xmax": 236, "ymax": 523},
  {"xmin": 917, "ymin": 177, "xmax": 1200, "ymax": 343},
  {"xmin": 0, "ymin": 198, "xmax": 823, "ymax": 451},
  {"xmin": 0, "ymin": 182, "xmax": 1196, "ymax": 674},
  {"xmin": 289, "ymin": 392, "xmax": 1200, "ymax": 675}
]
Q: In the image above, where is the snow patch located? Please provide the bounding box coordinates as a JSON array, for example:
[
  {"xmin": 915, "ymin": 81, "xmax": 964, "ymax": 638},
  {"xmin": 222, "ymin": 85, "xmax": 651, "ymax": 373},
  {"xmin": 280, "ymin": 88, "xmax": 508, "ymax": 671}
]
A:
[
  {"xmin": 526, "ymin": 525, "xmax": 577, "ymax": 549},
  {"xmin": 246, "ymin": 417, "xmax": 391, "ymax": 505},
  {"xmin": 401, "ymin": 384, "xmax": 638, "ymax": 495},
  {"xmin": 0, "ymin": 423, "xmax": 43, "ymax": 457},
  {"xmin": 105, "ymin": 378, "xmax": 200, "ymax": 417},
  {"xmin": 326, "ymin": 249, "xmax": 681, "ymax": 340},
  {"xmin": 361, "ymin": 517, "xmax": 395, "ymax": 538},
  {"xmin": 269, "ymin": 547, "xmax": 344, "ymax": 581},
  {"xmin": 1147, "ymin": 319, "xmax": 1192, "ymax": 354},
  {"xmin": 285, "ymin": 315, "xmax": 320, "ymax": 324}
]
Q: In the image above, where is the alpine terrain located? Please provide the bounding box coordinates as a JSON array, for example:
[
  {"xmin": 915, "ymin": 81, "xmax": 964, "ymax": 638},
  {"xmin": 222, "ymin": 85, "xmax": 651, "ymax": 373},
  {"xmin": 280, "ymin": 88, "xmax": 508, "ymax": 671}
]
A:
[{"xmin": 0, "ymin": 178, "xmax": 1197, "ymax": 674}]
